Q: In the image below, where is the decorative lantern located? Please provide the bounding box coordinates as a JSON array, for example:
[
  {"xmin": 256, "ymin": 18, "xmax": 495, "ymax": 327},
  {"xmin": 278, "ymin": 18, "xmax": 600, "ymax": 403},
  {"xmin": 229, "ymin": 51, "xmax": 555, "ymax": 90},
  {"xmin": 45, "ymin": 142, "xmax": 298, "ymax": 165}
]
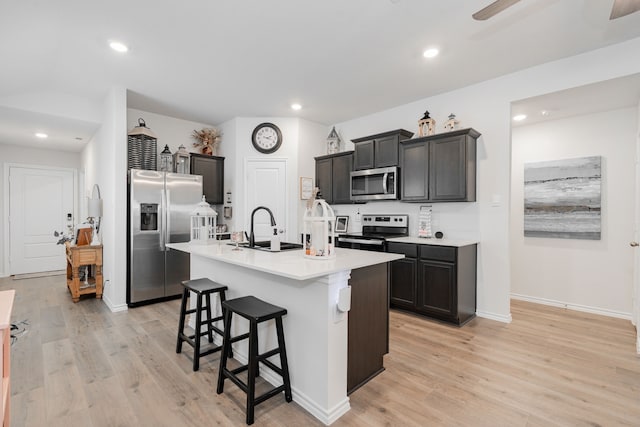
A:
[
  {"xmin": 127, "ymin": 118, "xmax": 158, "ymax": 170},
  {"xmin": 302, "ymin": 198, "xmax": 336, "ymax": 260},
  {"xmin": 190, "ymin": 196, "xmax": 217, "ymax": 244},
  {"xmin": 159, "ymin": 145, "xmax": 172, "ymax": 172},
  {"xmin": 326, "ymin": 126, "xmax": 341, "ymax": 154},
  {"xmin": 443, "ymin": 113, "xmax": 460, "ymax": 132},
  {"xmin": 173, "ymin": 144, "xmax": 190, "ymax": 174},
  {"xmin": 418, "ymin": 110, "xmax": 436, "ymax": 137}
]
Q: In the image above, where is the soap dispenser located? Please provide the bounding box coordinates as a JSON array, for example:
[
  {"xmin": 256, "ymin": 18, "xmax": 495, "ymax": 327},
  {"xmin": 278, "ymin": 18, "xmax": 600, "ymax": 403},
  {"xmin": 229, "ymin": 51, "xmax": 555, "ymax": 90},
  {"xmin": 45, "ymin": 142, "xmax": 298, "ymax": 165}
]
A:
[{"xmin": 270, "ymin": 226, "xmax": 280, "ymax": 252}]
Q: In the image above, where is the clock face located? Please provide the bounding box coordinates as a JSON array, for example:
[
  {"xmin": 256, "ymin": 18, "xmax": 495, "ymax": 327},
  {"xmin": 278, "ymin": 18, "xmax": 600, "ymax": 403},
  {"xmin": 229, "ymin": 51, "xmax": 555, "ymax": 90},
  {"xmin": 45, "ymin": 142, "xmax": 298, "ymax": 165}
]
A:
[{"xmin": 252, "ymin": 123, "xmax": 282, "ymax": 154}]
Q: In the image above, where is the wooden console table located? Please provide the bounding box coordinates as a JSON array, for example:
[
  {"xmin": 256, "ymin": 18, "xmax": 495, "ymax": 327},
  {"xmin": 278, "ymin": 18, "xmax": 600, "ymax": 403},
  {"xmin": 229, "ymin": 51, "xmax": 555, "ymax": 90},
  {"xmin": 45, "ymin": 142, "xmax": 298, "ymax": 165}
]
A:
[{"xmin": 65, "ymin": 243, "xmax": 103, "ymax": 303}]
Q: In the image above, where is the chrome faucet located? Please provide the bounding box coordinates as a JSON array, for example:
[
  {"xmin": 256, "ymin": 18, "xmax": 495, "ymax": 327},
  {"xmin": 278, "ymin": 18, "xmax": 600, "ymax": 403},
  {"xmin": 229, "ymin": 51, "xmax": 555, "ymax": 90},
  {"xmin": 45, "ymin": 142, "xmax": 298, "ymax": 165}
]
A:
[{"xmin": 249, "ymin": 206, "xmax": 276, "ymax": 247}]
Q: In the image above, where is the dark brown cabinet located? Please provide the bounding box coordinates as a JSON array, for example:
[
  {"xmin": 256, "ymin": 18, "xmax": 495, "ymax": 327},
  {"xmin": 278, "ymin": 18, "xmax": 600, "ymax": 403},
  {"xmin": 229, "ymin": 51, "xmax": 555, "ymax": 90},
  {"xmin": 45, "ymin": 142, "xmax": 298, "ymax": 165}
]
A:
[
  {"xmin": 388, "ymin": 241, "xmax": 477, "ymax": 326},
  {"xmin": 400, "ymin": 128, "xmax": 480, "ymax": 202},
  {"xmin": 190, "ymin": 153, "xmax": 224, "ymax": 205},
  {"xmin": 348, "ymin": 262, "xmax": 389, "ymax": 394},
  {"xmin": 389, "ymin": 243, "xmax": 417, "ymax": 309},
  {"xmin": 315, "ymin": 151, "xmax": 354, "ymax": 204},
  {"xmin": 352, "ymin": 129, "xmax": 413, "ymax": 170},
  {"xmin": 417, "ymin": 259, "xmax": 456, "ymax": 318}
]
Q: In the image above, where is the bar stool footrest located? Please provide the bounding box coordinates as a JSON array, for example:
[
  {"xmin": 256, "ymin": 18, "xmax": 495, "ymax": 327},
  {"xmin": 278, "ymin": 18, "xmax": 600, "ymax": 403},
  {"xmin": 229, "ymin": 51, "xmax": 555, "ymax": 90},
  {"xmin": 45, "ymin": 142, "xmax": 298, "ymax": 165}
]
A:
[
  {"xmin": 223, "ymin": 368, "xmax": 249, "ymax": 393},
  {"xmin": 199, "ymin": 344, "xmax": 223, "ymax": 357},
  {"xmin": 259, "ymin": 347, "xmax": 281, "ymax": 360},
  {"xmin": 255, "ymin": 385, "xmax": 286, "ymax": 406},
  {"xmin": 230, "ymin": 364, "xmax": 249, "ymax": 376},
  {"xmin": 229, "ymin": 332, "xmax": 250, "ymax": 344},
  {"xmin": 260, "ymin": 359, "xmax": 283, "ymax": 376}
]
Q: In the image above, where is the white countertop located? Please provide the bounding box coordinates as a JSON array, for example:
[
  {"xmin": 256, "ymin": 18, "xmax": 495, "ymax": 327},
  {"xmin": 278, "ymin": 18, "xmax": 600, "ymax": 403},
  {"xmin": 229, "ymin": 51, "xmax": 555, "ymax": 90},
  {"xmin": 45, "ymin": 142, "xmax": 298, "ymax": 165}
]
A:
[
  {"xmin": 167, "ymin": 242, "xmax": 403, "ymax": 281},
  {"xmin": 386, "ymin": 236, "xmax": 479, "ymax": 247}
]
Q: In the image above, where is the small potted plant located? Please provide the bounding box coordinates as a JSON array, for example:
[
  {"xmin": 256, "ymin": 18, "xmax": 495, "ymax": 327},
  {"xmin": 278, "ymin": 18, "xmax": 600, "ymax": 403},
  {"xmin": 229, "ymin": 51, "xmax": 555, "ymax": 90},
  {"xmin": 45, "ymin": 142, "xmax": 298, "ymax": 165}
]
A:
[{"xmin": 192, "ymin": 128, "xmax": 222, "ymax": 155}]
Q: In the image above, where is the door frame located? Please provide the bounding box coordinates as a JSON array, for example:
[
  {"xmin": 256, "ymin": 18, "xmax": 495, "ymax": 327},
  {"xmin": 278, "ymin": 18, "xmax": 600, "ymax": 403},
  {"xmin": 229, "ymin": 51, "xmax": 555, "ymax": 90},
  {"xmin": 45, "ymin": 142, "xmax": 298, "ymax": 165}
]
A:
[{"xmin": 2, "ymin": 163, "xmax": 78, "ymax": 276}]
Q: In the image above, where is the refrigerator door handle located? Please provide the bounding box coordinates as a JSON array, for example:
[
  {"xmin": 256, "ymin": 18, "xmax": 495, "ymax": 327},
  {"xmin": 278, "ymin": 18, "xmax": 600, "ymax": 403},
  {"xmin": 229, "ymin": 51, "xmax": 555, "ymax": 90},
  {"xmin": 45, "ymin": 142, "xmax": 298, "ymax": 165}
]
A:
[
  {"xmin": 160, "ymin": 189, "xmax": 166, "ymax": 251},
  {"xmin": 165, "ymin": 189, "xmax": 171, "ymax": 251}
]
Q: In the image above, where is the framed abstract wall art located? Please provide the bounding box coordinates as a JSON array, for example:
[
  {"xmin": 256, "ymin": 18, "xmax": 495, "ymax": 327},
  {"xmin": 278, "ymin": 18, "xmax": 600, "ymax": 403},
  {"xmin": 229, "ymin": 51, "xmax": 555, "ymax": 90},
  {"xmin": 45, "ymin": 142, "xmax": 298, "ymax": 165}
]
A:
[{"xmin": 524, "ymin": 156, "xmax": 601, "ymax": 240}]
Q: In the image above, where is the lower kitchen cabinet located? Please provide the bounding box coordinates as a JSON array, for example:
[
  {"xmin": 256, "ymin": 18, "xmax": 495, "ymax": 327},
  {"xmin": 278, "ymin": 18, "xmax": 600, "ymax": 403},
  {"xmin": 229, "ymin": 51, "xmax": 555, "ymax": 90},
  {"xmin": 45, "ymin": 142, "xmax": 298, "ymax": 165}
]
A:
[
  {"xmin": 190, "ymin": 153, "xmax": 224, "ymax": 205},
  {"xmin": 348, "ymin": 262, "xmax": 389, "ymax": 394},
  {"xmin": 389, "ymin": 250, "xmax": 417, "ymax": 310},
  {"xmin": 388, "ymin": 241, "xmax": 477, "ymax": 326}
]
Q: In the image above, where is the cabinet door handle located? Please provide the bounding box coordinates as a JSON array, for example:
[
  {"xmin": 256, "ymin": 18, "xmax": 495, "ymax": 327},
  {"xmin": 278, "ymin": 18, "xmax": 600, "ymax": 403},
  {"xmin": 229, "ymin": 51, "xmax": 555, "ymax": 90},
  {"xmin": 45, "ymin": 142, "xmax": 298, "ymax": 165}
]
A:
[{"xmin": 631, "ymin": 242, "xmax": 639, "ymax": 247}]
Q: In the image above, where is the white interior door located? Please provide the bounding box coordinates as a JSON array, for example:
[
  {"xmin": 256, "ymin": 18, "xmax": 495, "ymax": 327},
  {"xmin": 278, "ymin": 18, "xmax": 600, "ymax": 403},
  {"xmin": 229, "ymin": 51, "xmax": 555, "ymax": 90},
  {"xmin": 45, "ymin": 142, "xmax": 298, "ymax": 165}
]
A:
[
  {"xmin": 245, "ymin": 159, "xmax": 287, "ymax": 242},
  {"xmin": 9, "ymin": 166, "xmax": 75, "ymax": 275}
]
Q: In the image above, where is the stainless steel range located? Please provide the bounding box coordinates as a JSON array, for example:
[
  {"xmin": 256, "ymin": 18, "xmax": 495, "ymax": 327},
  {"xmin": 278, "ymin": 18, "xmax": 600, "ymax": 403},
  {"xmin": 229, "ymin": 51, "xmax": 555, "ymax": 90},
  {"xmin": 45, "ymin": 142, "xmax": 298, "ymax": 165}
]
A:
[{"xmin": 336, "ymin": 214, "xmax": 408, "ymax": 252}]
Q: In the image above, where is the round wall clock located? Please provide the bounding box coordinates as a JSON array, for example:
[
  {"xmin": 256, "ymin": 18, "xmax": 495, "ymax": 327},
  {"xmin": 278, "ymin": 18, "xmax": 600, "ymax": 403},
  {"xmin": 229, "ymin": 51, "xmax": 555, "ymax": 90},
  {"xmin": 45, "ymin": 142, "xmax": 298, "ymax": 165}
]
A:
[{"xmin": 251, "ymin": 122, "xmax": 282, "ymax": 154}]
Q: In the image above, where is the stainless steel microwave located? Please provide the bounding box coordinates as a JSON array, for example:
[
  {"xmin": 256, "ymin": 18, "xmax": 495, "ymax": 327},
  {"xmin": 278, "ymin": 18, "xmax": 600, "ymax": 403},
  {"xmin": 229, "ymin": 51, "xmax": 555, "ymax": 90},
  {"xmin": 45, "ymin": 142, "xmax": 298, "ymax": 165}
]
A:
[{"xmin": 350, "ymin": 166, "xmax": 398, "ymax": 201}]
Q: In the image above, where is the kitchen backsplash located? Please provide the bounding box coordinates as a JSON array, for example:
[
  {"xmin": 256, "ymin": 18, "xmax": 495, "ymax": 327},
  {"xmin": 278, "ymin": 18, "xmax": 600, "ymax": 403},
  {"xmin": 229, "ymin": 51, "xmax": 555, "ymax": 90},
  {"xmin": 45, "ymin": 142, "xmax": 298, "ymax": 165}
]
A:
[{"xmin": 331, "ymin": 200, "xmax": 481, "ymax": 240}]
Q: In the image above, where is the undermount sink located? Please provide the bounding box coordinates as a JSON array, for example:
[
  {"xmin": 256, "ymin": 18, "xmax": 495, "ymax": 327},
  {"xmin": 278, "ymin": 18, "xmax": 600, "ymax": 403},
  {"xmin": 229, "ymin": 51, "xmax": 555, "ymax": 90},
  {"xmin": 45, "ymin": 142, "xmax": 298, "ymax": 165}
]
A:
[{"xmin": 230, "ymin": 240, "xmax": 303, "ymax": 252}]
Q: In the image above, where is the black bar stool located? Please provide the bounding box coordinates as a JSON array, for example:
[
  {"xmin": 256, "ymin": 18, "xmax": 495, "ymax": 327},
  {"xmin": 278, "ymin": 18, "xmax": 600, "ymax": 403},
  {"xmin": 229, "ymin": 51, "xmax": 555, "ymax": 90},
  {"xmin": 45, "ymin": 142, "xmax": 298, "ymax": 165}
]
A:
[
  {"xmin": 216, "ymin": 296, "xmax": 292, "ymax": 425},
  {"xmin": 176, "ymin": 278, "xmax": 228, "ymax": 371}
]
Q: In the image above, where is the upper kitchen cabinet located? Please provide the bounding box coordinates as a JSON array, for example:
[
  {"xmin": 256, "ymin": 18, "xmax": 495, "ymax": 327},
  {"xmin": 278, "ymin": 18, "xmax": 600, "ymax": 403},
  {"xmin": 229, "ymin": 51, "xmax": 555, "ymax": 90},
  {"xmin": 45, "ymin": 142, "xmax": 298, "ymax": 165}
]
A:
[
  {"xmin": 400, "ymin": 128, "xmax": 480, "ymax": 202},
  {"xmin": 315, "ymin": 151, "xmax": 354, "ymax": 204},
  {"xmin": 351, "ymin": 129, "xmax": 414, "ymax": 170},
  {"xmin": 190, "ymin": 153, "xmax": 225, "ymax": 204}
]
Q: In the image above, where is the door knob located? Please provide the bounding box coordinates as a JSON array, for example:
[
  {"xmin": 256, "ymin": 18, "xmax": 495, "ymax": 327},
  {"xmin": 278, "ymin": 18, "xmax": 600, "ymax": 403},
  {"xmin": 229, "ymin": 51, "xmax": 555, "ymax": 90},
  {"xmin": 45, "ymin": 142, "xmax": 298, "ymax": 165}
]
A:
[{"xmin": 631, "ymin": 242, "xmax": 639, "ymax": 247}]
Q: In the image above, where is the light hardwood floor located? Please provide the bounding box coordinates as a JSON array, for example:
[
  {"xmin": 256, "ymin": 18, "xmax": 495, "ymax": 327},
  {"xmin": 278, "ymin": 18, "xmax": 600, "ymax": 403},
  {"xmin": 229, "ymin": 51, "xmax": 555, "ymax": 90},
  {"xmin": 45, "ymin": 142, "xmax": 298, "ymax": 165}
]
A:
[{"xmin": 2, "ymin": 274, "xmax": 639, "ymax": 426}]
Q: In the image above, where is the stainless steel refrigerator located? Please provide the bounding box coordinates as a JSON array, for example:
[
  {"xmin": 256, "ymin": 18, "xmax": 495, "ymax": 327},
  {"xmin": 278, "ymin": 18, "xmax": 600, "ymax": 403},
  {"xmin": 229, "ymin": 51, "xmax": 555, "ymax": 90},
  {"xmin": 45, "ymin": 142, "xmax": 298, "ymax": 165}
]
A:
[{"xmin": 127, "ymin": 169, "xmax": 203, "ymax": 306}]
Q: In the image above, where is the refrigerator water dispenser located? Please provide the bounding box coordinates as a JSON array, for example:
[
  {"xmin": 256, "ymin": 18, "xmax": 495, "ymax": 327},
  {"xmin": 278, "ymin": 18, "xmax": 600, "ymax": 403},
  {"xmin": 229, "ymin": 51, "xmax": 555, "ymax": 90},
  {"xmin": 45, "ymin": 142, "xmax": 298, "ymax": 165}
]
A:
[{"xmin": 140, "ymin": 203, "xmax": 158, "ymax": 230}]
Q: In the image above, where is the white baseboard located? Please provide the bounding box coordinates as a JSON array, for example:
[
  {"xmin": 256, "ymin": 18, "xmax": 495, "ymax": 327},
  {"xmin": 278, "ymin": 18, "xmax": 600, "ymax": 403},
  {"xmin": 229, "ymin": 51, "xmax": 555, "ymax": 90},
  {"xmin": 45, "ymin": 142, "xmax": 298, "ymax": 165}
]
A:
[
  {"xmin": 103, "ymin": 294, "xmax": 128, "ymax": 312},
  {"xmin": 476, "ymin": 310, "xmax": 512, "ymax": 323},
  {"xmin": 510, "ymin": 293, "xmax": 632, "ymax": 320}
]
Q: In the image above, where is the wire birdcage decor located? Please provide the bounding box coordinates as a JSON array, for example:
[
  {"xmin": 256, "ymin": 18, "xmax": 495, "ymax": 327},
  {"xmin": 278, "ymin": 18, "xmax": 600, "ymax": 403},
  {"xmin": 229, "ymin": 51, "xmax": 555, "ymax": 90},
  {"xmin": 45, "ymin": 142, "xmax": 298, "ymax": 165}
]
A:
[
  {"xmin": 302, "ymin": 198, "xmax": 336, "ymax": 260},
  {"xmin": 128, "ymin": 118, "xmax": 158, "ymax": 170},
  {"xmin": 190, "ymin": 196, "xmax": 217, "ymax": 244}
]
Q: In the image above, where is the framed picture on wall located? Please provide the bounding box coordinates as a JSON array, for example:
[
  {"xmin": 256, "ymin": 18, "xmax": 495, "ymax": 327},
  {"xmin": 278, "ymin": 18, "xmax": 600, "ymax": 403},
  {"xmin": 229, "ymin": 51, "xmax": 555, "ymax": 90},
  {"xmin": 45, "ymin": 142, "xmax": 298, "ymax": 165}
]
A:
[
  {"xmin": 335, "ymin": 216, "xmax": 349, "ymax": 233},
  {"xmin": 300, "ymin": 177, "xmax": 313, "ymax": 200}
]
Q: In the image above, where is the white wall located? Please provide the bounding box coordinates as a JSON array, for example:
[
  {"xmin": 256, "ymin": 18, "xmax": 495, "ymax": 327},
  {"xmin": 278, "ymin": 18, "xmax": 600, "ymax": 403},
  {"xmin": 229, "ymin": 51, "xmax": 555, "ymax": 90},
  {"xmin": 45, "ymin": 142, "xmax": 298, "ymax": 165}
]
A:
[
  {"xmin": 218, "ymin": 117, "xmax": 328, "ymax": 242},
  {"xmin": 0, "ymin": 145, "xmax": 80, "ymax": 276},
  {"xmin": 80, "ymin": 86, "xmax": 128, "ymax": 311},
  {"xmin": 297, "ymin": 119, "xmax": 329, "ymax": 233},
  {"xmin": 510, "ymin": 107, "xmax": 638, "ymax": 317},
  {"xmin": 334, "ymin": 37, "xmax": 640, "ymax": 322}
]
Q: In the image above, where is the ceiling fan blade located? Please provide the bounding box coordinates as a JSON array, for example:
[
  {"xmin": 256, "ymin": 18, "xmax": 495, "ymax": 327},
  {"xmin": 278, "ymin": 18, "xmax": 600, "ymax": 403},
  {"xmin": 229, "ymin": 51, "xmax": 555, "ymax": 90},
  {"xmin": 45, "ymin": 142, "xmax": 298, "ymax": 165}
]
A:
[
  {"xmin": 610, "ymin": 0, "xmax": 640, "ymax": 19},
  {"xmin": 472, "ymin": 0, "xmax": 522, "ymax": 21}
]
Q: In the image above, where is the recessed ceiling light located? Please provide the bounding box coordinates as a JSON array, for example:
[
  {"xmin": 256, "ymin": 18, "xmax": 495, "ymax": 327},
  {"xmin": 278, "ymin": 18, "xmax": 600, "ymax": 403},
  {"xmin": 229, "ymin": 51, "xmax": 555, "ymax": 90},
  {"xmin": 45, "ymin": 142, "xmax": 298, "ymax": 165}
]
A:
[
  {"xmin": 35, "ymin": 132, "xmax": 48, "ymax": 138},
  {"xmin": 109, "ymin": 41, "xmax": 129, "ymax": 53},
  {"xmin": 291, "ymin": 103, "xmax": 302, "ymax": 111},
  {"xmin": 513, "ymin": 114, "xmax": 527, "ymax": 121},
  {"xmin": 423, "ymin": 48, "xmax": 439, "ymax": 59}
]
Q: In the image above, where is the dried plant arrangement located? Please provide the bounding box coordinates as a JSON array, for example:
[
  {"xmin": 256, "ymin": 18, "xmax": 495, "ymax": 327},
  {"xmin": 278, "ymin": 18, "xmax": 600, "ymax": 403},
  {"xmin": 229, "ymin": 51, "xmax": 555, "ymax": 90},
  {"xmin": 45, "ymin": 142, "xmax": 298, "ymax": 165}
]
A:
[{"xmin": 192, "ymin": 127, "xmax": 222, "ymax": 155}]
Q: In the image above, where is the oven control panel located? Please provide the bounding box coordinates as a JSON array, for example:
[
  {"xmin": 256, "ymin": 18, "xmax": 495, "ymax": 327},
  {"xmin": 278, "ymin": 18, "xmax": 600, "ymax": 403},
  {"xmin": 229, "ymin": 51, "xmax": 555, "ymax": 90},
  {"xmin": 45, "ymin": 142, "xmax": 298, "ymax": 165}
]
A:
[{"xmin": 361, "ymin": 214, "xmax": 408, "ymax": 227}]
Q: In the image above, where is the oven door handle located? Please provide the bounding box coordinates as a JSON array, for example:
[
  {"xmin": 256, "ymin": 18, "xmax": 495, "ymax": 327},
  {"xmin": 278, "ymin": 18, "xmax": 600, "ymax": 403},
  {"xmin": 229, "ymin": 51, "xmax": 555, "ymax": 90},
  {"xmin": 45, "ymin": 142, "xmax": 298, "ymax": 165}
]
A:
[{"xmin": 339, "ymin": 238, "xmax": 385, "ymax": 245}]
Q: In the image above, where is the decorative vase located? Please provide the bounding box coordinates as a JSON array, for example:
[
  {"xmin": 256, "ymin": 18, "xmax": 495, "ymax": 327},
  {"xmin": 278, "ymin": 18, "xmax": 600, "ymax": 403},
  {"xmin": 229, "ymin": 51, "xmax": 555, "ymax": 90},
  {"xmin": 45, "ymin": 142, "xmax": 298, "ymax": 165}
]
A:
[{"xmin": 202, "ymin": 145, "xmax": 213, "ymax": 156}]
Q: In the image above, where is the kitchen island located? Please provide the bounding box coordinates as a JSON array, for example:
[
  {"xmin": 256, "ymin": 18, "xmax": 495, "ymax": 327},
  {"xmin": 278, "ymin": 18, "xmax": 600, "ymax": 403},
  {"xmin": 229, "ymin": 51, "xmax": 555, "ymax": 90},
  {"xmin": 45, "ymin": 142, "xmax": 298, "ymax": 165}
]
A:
[{"xmin": 167, "ymin": 242, "xmax": 403, "ymax": 425}]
